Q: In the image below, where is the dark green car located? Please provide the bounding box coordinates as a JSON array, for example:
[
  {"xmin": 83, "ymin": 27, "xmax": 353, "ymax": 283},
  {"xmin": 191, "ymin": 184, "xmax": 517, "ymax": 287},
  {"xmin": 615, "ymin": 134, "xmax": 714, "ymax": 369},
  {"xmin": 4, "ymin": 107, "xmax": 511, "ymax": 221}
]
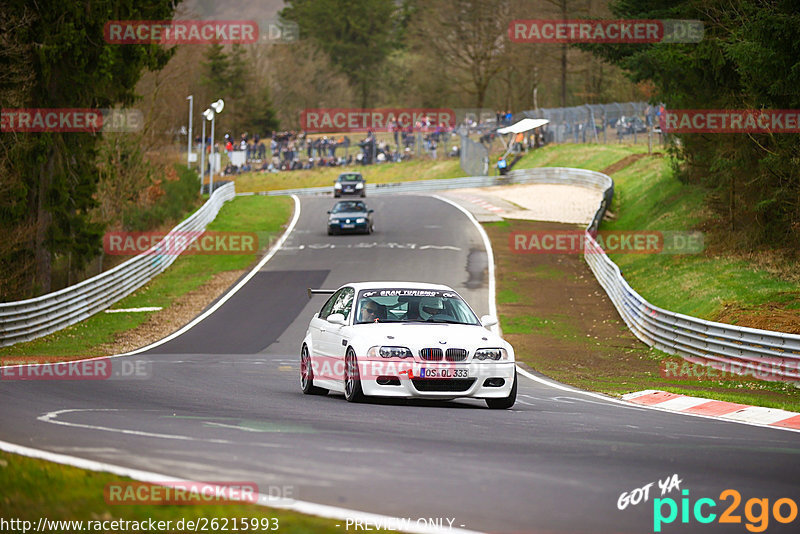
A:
[{"xmin": 327, "ymin": 200, "xmax": 374, "ymax": 235}]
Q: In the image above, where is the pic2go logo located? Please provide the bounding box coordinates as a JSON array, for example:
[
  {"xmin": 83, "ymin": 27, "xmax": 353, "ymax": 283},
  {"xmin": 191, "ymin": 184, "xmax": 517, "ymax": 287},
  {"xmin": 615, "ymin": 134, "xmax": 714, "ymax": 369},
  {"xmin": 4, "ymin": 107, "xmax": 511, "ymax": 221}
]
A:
[{"xmin": 653, "ymin": 489, "xmax": 798, "ymax": 532}]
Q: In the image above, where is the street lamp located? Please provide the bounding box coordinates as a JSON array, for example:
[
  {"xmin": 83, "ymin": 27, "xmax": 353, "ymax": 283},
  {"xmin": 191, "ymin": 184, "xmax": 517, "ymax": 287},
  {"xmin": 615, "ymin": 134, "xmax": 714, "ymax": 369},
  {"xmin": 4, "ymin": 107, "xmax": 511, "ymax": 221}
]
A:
[
  {"xmin": 199, "ymin": 111, "xmax": 207, "ymax": 194},
  {"xmin": 204, "ymin": 99, "xmax": 224, "ymax": 194},
  {"xmin": 186, "ymin": 95, "xmax": 193, "ymax": 167}
]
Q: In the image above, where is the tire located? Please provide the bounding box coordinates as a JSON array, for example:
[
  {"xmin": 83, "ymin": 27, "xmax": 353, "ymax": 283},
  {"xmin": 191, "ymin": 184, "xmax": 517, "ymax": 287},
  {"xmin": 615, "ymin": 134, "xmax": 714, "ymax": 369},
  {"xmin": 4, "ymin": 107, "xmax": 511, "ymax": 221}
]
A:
[
  {"xmin": 327, "ymin": 228, "xmax": 335, "ymax": 236},
  {"xmin": 334, "ymin": 192, "xmax": 341, "ymax": 198},
  {"xmin": 301, "ymin": 345, "xmax": 328, "ymax": 395},
  {"xmin": 344, "ymin": 348, "xmax": 364, "ymax": 403},
  {"xmin": 361, "ymin": 191, "xmax": 366, "ymax": 198},
  {"xmin": 486, "ymin": 370, "xmax": 517, "ymax": 409}
]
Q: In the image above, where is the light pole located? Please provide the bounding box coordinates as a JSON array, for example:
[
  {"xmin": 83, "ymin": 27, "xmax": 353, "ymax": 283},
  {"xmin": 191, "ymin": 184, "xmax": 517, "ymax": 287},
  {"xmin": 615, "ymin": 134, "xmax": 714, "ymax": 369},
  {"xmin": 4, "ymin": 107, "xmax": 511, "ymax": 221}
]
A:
[
  {"xmin": 186, "ymin": 95, "xmax": 193, "ymax": 167},
  {"xmin": 199, "ymin": 116, "xmax": 206, "ymax": 194},
  {"xmin": 204, "ymin": 99, "xmax": 224, "ymax": 195}
]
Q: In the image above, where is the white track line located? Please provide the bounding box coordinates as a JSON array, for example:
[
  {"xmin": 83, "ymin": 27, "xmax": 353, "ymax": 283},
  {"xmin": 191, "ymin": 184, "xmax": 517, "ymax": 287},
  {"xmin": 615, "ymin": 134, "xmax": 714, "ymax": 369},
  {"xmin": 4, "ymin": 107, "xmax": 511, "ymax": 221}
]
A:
[
  {"xmin": 435, "ymin": 193, "xmax": 800, "ymax": 434},
  {"xmin": 2, "ymin": 194, "xmax": 302, "ymax": 370},
  {"xmin": 1, "ymin": 193, "xmax": 485, "ymax": 533},
  {"xmin": 431, "ymin": 195, "xmax": 498, "ymax": 335},
  {"xmin": 0, "ymin": 439, "xmax": 481, "ymax": 534},
  {"xmin": 3, "ymin": 192, "xmax": 796, "ymax": 534},
  {"xmin": 114, "ymin": 194, "xmax": 303, "ymax": 357}
]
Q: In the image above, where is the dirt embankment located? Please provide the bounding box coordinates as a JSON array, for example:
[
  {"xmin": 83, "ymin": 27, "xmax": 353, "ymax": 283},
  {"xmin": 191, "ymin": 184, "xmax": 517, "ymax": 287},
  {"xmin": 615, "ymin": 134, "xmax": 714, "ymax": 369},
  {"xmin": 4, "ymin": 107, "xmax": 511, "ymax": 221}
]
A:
[{"xmin": 486, "ymin": 218, "xmax": 800, "ymax": 405}]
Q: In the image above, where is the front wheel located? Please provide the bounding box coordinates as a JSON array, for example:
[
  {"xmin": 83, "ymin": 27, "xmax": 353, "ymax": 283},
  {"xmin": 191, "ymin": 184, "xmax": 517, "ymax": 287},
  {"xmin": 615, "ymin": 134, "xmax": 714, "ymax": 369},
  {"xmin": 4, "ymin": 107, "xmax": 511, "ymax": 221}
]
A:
[
  {"xmin": 301, "ymin": 345, "xmax": 328, "ymax": 395},
  {"xmin": 486, "ymin": 370, "xmax": 516, "ymax": 409},
  {"xmin": 344, "ymin": 348, "xmax": 364, "ymax": 402}
]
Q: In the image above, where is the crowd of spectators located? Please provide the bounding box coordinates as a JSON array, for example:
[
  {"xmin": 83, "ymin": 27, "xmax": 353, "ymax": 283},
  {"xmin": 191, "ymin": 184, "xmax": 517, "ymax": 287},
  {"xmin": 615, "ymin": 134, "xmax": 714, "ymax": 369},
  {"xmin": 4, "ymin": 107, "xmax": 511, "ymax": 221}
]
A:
[{"xmin": 194, "ymin": 112, "xmax": 523, "ymax": 176}]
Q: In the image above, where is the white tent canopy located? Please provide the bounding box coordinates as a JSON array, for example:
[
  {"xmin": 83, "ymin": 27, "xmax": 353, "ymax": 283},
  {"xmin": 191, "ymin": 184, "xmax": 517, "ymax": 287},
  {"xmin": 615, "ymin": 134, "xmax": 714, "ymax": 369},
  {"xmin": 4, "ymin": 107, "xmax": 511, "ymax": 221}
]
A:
[
  {"xmin": 496, "ymin": 118, "xmax": 550, "ymax": 162},
  {"xmin": 496, "ymin": 118, "xmax": 549, "ymax": 135}
]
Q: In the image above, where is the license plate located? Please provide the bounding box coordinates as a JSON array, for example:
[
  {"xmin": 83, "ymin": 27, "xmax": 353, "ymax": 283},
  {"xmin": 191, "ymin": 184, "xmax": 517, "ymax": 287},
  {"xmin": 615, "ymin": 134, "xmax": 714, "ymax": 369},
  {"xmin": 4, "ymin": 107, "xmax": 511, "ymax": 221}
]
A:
[
  {"xmin": 342, "ymin": 224, "xmax": 355, "ymax": 228},
  {"xmin": 419, "ymin": 367, "xmax": 469, "ymax": 379}
]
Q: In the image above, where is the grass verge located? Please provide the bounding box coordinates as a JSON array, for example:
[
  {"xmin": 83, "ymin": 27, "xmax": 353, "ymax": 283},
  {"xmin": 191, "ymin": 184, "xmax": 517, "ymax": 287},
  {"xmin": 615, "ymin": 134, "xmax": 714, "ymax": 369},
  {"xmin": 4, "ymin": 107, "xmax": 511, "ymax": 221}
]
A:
[
  {"xmin": 601, "ymin": 155, "xmax": 800, "ymax": 329},
  {"xmin": 485, "ymin": 142, "xmax": 800, "ymax": 409},
  {"xmin": 486, "ymin": 218, "xmax": 800, "ymax": 412},
  {"xmin": 234, "ymin": 158, "xmax": 464, "ymax": 192},
  {"xmin": 0, "ymin": 195, "xmax": 293, "ymax": 360},
  {"xmin": 0, "ymin": 450, "xmax": 347, "ymax": 533},
  {"xmin": 512, "ymin": 141, "xmax": 652, "ymax": 172}
]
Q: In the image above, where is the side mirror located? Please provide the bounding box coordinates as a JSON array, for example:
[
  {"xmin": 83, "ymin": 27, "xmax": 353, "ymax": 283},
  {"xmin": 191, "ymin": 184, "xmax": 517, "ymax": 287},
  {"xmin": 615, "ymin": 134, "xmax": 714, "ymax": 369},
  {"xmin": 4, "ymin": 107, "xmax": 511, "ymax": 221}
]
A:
[
  {"xmin": 327, "ymin": 313, "xmax": 346, "ymax": 326},
  {"xmin": 480, "ymin": 315, "xmax": 498, "ymax": 328},
  {"xmin": 368, "ymin": 209, "xmax": 374, "ymax": 213},
  {"xmin": 327, "ymin": 210, "xmax": 331, "ymax": 214}
]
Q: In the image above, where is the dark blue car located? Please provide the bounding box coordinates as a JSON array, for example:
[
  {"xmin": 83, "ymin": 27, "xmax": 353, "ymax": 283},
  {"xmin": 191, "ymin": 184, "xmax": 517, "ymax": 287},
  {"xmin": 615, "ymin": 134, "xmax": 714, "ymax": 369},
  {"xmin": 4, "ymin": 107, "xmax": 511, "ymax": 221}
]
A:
[{"xmin": 327, "ymin": 200, "xmax": 374, "ymax": 235}]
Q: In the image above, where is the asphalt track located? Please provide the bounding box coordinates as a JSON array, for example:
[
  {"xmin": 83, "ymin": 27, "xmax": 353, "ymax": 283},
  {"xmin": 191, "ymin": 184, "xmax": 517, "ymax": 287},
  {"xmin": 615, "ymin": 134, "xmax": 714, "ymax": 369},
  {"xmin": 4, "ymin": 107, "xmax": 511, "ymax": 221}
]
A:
[{"xmin": 2, "ymin": 195, "xmax": 800, "ymax": 533}]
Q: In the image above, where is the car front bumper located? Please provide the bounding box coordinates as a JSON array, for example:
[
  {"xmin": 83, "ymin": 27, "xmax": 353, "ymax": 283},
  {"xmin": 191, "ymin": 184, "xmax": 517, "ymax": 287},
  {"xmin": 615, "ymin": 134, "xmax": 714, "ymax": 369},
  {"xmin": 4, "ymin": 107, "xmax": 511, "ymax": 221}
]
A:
[
  {"xmin": 336, "ymin": 186, "xmax": 363, "ymax": 195},
  {"xmin": 357, "ymin": 360, "xmax": 516, "ymax": 399},
  {"xmin": 329, "ymin": 220, "xmax": 369, "ymax": 233}
]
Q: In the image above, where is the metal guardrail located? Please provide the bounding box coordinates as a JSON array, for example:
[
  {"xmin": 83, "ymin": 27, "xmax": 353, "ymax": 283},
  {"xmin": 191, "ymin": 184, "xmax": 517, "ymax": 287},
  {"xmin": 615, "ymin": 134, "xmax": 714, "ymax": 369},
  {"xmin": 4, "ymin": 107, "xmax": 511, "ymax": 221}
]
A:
[
  {"xmin": 237, "ymin": 166, "xmax": 612, "ymax": 199},
  {"xmin": 584, "ymin": 238, "xmax": 800, "ymax": 381},
  {"xmin": 0, "ymin": 182, "xmax": 236, "ymax": 347},
  {"xmin": 543, "ymin": 170, "xmax": 800, "ymax": 382},
  {"xmin": 8, "ymin": 167, "xmax": 798, "ymax": 378},
  {"xmin": 243, "ymin": 167, "xmax": 800, "ymax": 380}
]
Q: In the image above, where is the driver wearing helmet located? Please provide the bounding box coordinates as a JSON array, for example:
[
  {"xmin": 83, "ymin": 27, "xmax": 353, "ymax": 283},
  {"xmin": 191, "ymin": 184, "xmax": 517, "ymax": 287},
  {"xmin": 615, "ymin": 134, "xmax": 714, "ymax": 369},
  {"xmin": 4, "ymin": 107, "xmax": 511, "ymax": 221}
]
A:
[{"xmin": 419, "ymin": 296, "xmax": 447, "ymax": 320}]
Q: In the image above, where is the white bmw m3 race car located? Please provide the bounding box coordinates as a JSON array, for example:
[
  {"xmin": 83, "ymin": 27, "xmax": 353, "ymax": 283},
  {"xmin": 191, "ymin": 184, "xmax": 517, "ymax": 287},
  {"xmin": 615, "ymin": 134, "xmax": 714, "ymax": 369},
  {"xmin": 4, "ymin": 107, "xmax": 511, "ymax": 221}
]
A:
[{"xmin": 300, "ymin": 282, "xmax": 517, "ymax": 409}]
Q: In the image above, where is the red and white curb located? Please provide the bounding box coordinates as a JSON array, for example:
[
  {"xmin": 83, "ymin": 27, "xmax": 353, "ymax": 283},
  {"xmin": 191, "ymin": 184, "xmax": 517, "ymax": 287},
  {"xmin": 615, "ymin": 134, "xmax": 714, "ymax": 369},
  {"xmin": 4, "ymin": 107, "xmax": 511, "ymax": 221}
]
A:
[
  {"xmin": 466, "ymin": 197, "xmax": 505, "ymax": 213},
  {"xmin": 623, "ymin": 390, "xmax": 800, "ymax": 430}
]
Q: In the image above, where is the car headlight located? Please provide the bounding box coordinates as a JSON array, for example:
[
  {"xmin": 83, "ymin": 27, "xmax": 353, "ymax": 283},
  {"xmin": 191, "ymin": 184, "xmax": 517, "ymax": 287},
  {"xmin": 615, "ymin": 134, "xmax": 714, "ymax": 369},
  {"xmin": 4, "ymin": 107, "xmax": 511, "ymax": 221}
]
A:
[
  {"xmin": 334, "ymin": 182, "xmax": 342, "ymax": 189},
  {"xmin": 356, "ymin": 217, "xmax": 366, "ymax": 223},
  {"xmin": 355, "ymin": 182, "xmax": 364, "ymax": 189},
  {"xmin": 474, "ymin": 348, "xmax": 507, "ymax": 361},
  {"xmin": 368, "ymin": 346, "xmax": 413, "ymax": 358}
]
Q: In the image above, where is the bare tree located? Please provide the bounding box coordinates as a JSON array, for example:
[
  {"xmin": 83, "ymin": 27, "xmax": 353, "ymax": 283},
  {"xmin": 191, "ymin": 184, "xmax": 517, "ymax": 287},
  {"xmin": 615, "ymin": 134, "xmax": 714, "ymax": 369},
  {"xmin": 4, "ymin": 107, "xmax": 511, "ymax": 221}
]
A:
[{"xmin": 413, "ymin": 0, "xmax": 512, "ymax": 110}]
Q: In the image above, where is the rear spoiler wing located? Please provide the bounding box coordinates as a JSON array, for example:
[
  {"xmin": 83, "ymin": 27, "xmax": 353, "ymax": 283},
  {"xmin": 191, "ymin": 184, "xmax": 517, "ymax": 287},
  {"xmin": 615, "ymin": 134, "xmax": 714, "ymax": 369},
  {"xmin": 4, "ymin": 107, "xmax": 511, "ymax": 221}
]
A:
[{"xmin": 307, "ymin": 288, "xmax": 336, "ymax": 299}]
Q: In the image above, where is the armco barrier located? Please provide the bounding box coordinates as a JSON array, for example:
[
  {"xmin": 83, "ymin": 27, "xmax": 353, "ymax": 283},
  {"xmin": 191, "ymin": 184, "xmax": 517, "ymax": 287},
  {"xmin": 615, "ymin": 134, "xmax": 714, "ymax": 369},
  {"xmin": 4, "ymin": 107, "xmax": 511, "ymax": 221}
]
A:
[
  {"xmin": 552, "ymin": 170, "xmax": 800, "ymax": 381},
  {"xmin": 238, "ymin": 166, "xmax": 612, "ymax": 213},
  {"xmin": 242, "ymin": 166, "xmax": 800, "ymax": 381},
  {"xmin": 0, "ymin": 182, "xmax": 236, "ymax": 347}
]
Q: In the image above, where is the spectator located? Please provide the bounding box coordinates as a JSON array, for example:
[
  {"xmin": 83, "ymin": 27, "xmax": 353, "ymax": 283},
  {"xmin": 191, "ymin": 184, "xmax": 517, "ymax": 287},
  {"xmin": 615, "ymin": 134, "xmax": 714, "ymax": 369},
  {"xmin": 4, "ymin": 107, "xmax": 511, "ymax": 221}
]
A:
[{"xmin": 497, "ymin": 157, "xmax": 508, "ymax": 175}]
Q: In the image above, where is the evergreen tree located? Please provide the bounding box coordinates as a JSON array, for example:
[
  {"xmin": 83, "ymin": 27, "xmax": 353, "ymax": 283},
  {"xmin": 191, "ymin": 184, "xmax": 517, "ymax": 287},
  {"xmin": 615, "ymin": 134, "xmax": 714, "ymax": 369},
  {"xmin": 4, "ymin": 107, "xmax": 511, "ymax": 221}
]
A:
[{"xmin": 0, "ymin": 0, "xmax": 178, "ymax": 298}]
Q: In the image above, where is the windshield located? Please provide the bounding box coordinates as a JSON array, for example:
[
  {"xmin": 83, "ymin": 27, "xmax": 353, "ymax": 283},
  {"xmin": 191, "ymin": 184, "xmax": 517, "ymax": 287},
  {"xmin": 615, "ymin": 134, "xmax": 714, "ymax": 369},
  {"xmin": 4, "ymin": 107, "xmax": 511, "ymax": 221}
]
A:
[
  {"xmin": 355, "ymin": 289, "xmax": 480, "ymax": 325},
  {"xmin": 332, "ymin": 201, "xmax": 366, "ymax": 213},
  {"xmin": 337, "ymin": 174, "xmax": 363, "ymax": 182}
]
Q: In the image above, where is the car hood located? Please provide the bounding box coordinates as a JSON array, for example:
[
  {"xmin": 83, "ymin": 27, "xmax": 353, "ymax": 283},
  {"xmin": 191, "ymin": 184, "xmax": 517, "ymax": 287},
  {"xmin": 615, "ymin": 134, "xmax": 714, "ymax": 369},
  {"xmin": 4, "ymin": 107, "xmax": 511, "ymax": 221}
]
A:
[
  {"xmin": 349, "ymin": 322, "xmax": 510, "ymax": 352},
  {"xmin": 329, "ymin": 211, "xmax": 368, "ymax": 218}
]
